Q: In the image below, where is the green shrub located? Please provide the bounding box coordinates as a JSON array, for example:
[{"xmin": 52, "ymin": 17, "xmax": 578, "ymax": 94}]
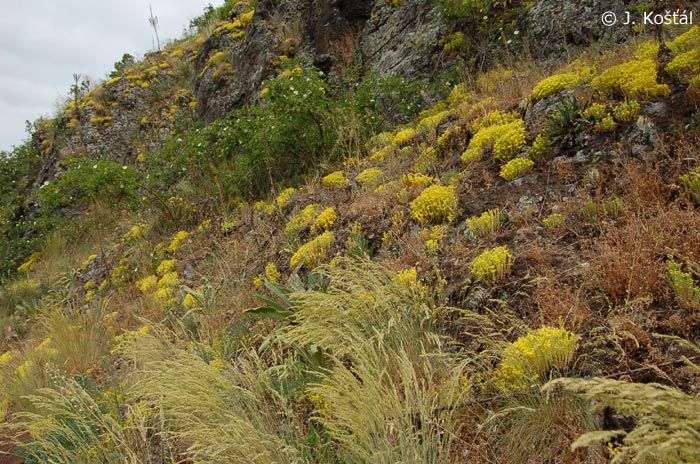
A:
[
  {"xmin": 39, "ymin": 158, "xmax": 138, "ymax": 213},
  {"xmin": 0, "ymin": 142, "xmax": 47, "ymax": 276}
]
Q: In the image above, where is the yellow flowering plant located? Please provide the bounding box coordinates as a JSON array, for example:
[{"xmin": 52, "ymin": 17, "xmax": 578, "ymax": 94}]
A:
[
  {"xmin": 410, "ymin": 185, "xmax": 458, "ymax": 225},
  {"xmin": 470, "ymin": 245, "xmax": 514, "ymax": 284},
  {"xmin": 322, "ymin": 171, "xmax": 349, "ymax": 189},
  {"xmin": 499, "ymin": 158, "xmax": 534, "ymax": 181},
  {"xmin": 494, "ymin": 327, "xmax": 578, "ymax": 392},
  {"xmin": 290, "ymin": 231, "xmax": 335, "ymax": 269}
]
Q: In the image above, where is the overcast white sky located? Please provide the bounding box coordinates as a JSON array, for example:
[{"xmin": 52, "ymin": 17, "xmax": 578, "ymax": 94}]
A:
[{"xmin": 0, "ymin": 0, "xmax": 224, "ymax": 153}]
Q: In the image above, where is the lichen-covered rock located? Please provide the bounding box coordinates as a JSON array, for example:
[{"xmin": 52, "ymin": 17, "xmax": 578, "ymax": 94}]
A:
[
  {"xmin": 525, "ymin": 0, "xmax": 629, "ymax": 60},
  {"xmin": 193, "ymin": 6, "xmax": 279, "ymax": 123},
  {"xmin": 357, "ymin": 0, "xmax": 448, "ymax": 78}
]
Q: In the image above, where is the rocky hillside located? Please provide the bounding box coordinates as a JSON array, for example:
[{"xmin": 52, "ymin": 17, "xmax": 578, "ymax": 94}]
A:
[{"xmin": 2, "ymin": 0, "xmax": 700, "ymax": 462}]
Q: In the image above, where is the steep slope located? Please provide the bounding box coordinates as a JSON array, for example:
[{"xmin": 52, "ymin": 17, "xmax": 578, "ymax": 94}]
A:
[{"xmin": 2, "ymin": 1, "xmax": 700, "ymax": 463}]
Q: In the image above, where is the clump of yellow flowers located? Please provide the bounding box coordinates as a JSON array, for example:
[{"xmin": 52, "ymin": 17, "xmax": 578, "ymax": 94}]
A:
[
  {"xmin": 499, "ymin": 158, "xmax": 534, "ymax": 181},
  {"xmin": 466, "ymin": 208, "xmax": 503, "ymax": 237},
  {"xmin": 312, "ymin": 207, "xmax": 337, "ymax": 233},
  {"xmin": 322, "ymin": 171, "xmax": 349, "ymax": 189},
  {"xmin": 290, "ymin": 231, "xmax": 335, "ymax": 269},
  {"xmin": 530, "ymin": 68, "xmax": 591, "ymax": 100},
  {"xmin": 494, "ymin": 327, "xmax": 578, "ymax": 392},
  {"xmin": 470, "ymin": 245, "xmax": 514, "ymax": 284},
  {"xmin": 462, "ymin": 110, "xmax": 526, "ymax": 163},
  {"xmin": 410, "ymin": 185, "xmax": 458, "ymax": 225}
]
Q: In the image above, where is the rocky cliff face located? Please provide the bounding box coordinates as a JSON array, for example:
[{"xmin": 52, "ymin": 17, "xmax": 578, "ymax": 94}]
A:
[
  {"xmin": 34, "ymin": 0, "xmax": 637, "ymax": 187},
  {"xmin": 193, "ymin": 0, "xmax": 449, "ymax": 122},
  {"xmin": 35, "ymin": 0, "xmax": 452, "ymax": 185}
]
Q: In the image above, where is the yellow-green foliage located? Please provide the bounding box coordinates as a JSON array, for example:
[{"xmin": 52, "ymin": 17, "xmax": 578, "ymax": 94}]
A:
[
  {"xmin": 4, "ymin": 377, "xmax": 158, "ymax": 463},
  {"xmin": 592, "ymin": 59, "xmax": 670, "ymax": 99},
  {"xmin": 680, "ymin": 167, "xmax": 700, "ymax": 197},
  {"xmin": 527, "ymin": 133, "xmax": 554, "ymax": 161},
  {"xmin": 413, "ymin": 145, "xmax": 437, "ymax": 173},
  {"xmin": 601, "ymin": 196, "xmax": 625, "ymax": 217},
  {"xmin": 322, "ymin": 170, "xmax": 349, "ymax": 189},
  {"xmin": 119, "ymin": 333, "xmax": 300, "ymax": 464},
  {"xmin": 290, "ymin": 231, "xmax": 335, "ymax": 269},
  {"xmin": 156, "ymin": 258, "xmax": 176, "ymax": 276},
  {"xmin": 667, "ymin": 49, "xmax": 700, "ymax": 82},
  {"xmin": 284, "ymin": 203, "xmax": 322, "ymax": 237},
  {"xmin": 257, "ymin": 187, "xmax": 297, "ymax": 216},
  {"xmin": 547, "ymin": 374, "xmax": 700, "ymax": 464},
  {"xmin": 470, "ymin": 245, "xmax": 514, "ymax": 284},
  {"xmin": 17, "ymin": 251, "xmax": 41, "ymax": 273},
  {"xmin": 594, "ymin": 114, "xmax": 616, "ymax": 133},
  {"xmin": 158, "ymin": 271, "xmax": 180, "ymax": 289},
  {"xmin": 80, "ymin": 254, "xmax": 98, "ymax": 270},
  {"xmin": 581, "ymin": 102, "xmax": 618, "ymax": 132},
  {"xmin": 183, "ymin": 292, "xmax": 200, "ymax": 309},
  {"xmin": 477, "ymin": 66, "xmax": 514, "ymax": 94},
  {"xmin": 666, "ymin": 258, "xmax": 700, "ymax": 310},
  {"xmin": 272, "ymin": 260, "xmax": 461, "ymax": 462},
  {"xmin": 392, "ymin": 127, "xmax": 416, "ymax": 147},
  {"xmin": 275, "ymin": 187, "xmax": 296, "ymax": 210},
  {"xmin": 581, "ymin": 103, "xmax": 607, "ymax": 121},
  {"xmin": 409, "ymin": 185, "xmax": 458, "ymax": 225},
  {"xmin": 669, "ymin": 25, "xmax": 700, "ymax": 54},
  {"xmin": 89, "ymin": 116, "xmax": 113, "ymax": 126},
  {"xmin": 122, "ymin": 223, "xmax": 149, "ymax": 242},
  {"xmin": 462, "ymin": 111, "xmax": 526, "ymax": 163},
  {"xmin": 466, "ymin": 208, "xmax": 503, "ymax": 237},
  {"xmin": 395, "ymin": 266, "xmax": 420, "ymax": 289},
  {"xmin": 136, "ymin": 275, "xmax": 158, "ymax": 293},
  {"xmin": 166, "ymin": 230, "xmax": 188, "ymax": 253},
  {"xmin": 265, "ymin": 262, "xmax": 281, "ymax": 284},
  {"xmin": 369, "ymin": 144, "xmax": 394, "ymax": 162},
  {"xmin": 311, "ymin": 207, "xmax": 337, "ymax": 233},
  {"xmin": 401, "ymin": 173, "xmax": 435, "ymax": 188},
  {"xmin": 355, "ymin": 167, "xmax": 383, "ymax": 187},
  {"xmin": 440, "ymin": 31, "xmax": 468, "ymax": 53},
  {"xmin": 530, "ymin": 70, "xmax": 590, "ymax": 100},
  {"xmin": 499, "ymin": 157, "xmax": 534, "ymax": 181},
  {"xmin": 495, "ymin": 327, "xmax": 578, "ymax": 392},
  {"xmin": 418, "ymin": 109, "xmax": 451, "ymax": 131},
  {"xmin": 207, "ymin": 51, "xmax": 228, "ymax": 67},
  {"xmin": 234, "ymin": 9, "xmax": 255, "ymax": 28},
  {"xmin": 543, "ymin": 212, "xmax": 565, "ymax": 231},
  {"xmin": 613, "ymin": 99, "xmax": 641, "ymax": 122}
]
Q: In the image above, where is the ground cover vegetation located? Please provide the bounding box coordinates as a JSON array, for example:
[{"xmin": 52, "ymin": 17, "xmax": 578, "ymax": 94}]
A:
[{"xmin": 2, "ymin": 1, "xmax": 700, "ymax": 462}]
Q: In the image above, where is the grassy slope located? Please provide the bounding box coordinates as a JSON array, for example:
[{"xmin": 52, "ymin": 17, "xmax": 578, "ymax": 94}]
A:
[{"xmin": 2, "ymin": 16, "xmax": 700, "ymax": 464}]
